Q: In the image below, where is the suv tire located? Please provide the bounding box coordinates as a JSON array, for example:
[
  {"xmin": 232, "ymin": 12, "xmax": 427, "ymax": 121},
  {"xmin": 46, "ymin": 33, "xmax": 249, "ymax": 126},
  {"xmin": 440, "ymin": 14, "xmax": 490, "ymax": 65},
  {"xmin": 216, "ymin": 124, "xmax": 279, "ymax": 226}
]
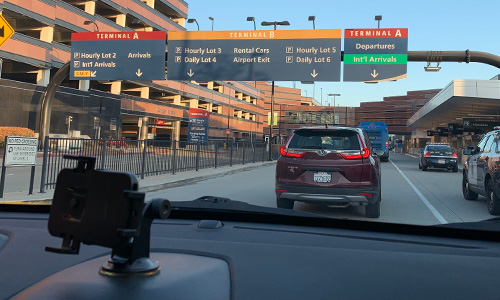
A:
[
  {"xmin": 452, "ymin": 166, "xmax": 458, "ymax": 173},
  {"xmin": 487, "ymin": 180, "xmax": 500, "ymax": 215},
  {"xmin": 365, "ymin": 194, "xmax": 381, "ymax": 218},
  {"xmin": 422, "ymin": 165, "xmax": 427, "ymax": 171},
  {"xmin": 277, "ymin": 197, "xmax": 294, "ymax": 209},
  {"xmin": 462, "ymin": 173, "xmax": 478, "ymax": 201}
]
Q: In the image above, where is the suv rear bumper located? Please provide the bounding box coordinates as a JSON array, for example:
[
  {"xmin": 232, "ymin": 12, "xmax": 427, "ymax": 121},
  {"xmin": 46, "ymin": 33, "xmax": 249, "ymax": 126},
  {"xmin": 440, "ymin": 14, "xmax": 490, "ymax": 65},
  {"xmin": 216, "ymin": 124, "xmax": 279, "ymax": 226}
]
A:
[
  {"xmin": 276, "ymin": 184, "xmax": 380, "ymax": 206},
  {"xmin": 423, "ymin": 158, "xmax": 457, "ymax": 168}
]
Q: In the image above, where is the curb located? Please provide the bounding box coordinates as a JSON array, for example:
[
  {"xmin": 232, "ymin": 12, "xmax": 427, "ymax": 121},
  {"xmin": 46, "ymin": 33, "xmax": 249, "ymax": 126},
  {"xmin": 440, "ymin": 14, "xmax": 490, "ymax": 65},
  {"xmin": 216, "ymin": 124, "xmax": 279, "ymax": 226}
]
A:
[{"xmin": 139, "ymin": 161, "xmax": 276, "ymax": 193}]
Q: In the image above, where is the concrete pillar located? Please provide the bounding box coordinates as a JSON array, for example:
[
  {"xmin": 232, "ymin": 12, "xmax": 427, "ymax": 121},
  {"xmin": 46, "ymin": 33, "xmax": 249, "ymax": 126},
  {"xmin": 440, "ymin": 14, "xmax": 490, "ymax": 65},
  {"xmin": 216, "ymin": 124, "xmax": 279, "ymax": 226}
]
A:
[
  {"xmin": 140, "ymin": 116, "xmax": 149, "ymax": 140},
  {"xmin": 110, "ymin": 81, "xmax": 122, "ymax": 94},
  {"xmin": 207, "ymin": 81, "xmax": 214, "ymax": 90},
  {"xmin": 173, "ymin": 18, "xmax": 185, "ymax": 27},
  {"xmin": 143, "ymin": 0, "xmax": 155, "ymax": 8},
  {"xmin": 79, "ymin": 80, "xmax": 90, "ymax": 91},
  {"xmin": 140, "ymin": 86, "xmax": 150, "ymax": 99},
  {"xmin": 36, "ymin": 69, "xmax": 50, "ymax": 86},
  {"xmin": 189, "ymin": 99, "xmax": 199, "ymax": 108},
  {"xmin": 173, "ymin": 94, "xmax": 181, "ymax": 105},
  {"xmin": 206, "ymin": 103, "xmax": 213, "ymax": 112},
  {"xmin": 116, "ymin": 14, "xmax": 126, "ymax": 27},
  {"xmin": 236, "ymin": 111, "xmax": 242, "ymax": 118},
  {"xmin": 40, "ymin": 26, "xmax": 54, "ymax": 43},
  {"xmin": 172, "ymin": 120, "xmax": 181, "ymax": 142},
  {"xmin": 84, "ymin": 1, "xmax": 96, "ymax": 14},
  {"xmin": 244, "ymin": 112, "xmax": 250, "ymax": 119}
]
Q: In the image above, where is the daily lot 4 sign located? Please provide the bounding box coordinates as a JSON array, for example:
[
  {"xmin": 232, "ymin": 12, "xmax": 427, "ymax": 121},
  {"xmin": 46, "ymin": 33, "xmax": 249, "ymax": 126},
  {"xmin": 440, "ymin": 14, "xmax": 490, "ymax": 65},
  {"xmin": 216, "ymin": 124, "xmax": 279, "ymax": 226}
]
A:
[{"xmin": 343, "ymin": 28, "xmax": 408, "ymax": 82}]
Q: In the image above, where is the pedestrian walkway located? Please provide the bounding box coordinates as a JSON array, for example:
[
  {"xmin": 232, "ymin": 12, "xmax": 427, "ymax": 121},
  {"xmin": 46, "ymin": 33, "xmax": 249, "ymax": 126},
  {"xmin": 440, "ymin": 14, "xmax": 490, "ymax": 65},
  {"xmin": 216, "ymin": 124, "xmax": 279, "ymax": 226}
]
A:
[{"xmin": 0, "ymin": 161, "xmax": 276, "ymax": 203}]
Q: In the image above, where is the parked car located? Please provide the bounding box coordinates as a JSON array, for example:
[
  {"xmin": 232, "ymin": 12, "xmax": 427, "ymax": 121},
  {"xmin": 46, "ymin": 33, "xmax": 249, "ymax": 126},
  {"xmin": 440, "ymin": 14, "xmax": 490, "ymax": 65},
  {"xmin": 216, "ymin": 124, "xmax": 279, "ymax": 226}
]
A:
[
  {"xmin": 462, "ymin": 129, "xmax": 500, "ymax": 215},
  {"xmin": 419, "ymin": 143, "xmax": 458, "ymax": 172},
  {"xmin": 275, "ymin": 126, "xmax": 383, "ymax": 218}
]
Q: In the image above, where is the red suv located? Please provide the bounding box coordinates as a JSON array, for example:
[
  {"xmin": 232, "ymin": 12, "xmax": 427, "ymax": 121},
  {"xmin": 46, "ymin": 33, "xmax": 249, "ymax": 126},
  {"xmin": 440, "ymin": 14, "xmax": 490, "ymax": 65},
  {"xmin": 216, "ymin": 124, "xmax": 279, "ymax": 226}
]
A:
[{"xmin": 275, "ymin": 126, "xmax": 383, "ymax": 218}]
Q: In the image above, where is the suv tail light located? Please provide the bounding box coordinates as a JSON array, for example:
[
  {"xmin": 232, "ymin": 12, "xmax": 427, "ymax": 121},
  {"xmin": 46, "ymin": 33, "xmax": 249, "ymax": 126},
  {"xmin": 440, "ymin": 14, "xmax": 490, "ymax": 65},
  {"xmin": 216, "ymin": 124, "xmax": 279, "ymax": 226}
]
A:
[
  {"xmin": 340, "ymin": 148, "xmax": 370, "ymax": 160},
  {"xmin": 452, "ymin": 152, "xmax": 458, "ymax": 158},
  {"xmin": 424, "ymin": 152, "xmax": 431, "ymax": 157},
  {"xmin": 280, "ymin": 146, "xmax": 304, "ymax": 158}
]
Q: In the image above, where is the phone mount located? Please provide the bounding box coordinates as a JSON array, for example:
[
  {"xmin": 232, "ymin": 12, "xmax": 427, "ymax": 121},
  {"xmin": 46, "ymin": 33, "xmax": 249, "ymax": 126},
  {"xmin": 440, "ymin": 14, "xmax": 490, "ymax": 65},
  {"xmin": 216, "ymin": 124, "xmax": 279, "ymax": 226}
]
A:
[{"xmin": 45, "ymin": 155, "xmax": 171, "ymax": 277}]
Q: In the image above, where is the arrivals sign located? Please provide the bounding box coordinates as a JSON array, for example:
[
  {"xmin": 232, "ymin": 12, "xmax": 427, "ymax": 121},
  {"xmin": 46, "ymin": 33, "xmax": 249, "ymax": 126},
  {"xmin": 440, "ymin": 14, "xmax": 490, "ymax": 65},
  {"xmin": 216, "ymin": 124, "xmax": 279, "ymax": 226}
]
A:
[
  {"xmin": 70, "ymin": 31, "xmax": 166, "ymax": 80},
  {"xmin": 343, "ymin": 28, "xmax": 408, "ymax": 82},
  {"xmin": 167, "ymin": 29, "xmax": 342, "ymax": 81},
  {"xmin": 187, "ymin": 108, "xmax": 210, "ymax": 143}
]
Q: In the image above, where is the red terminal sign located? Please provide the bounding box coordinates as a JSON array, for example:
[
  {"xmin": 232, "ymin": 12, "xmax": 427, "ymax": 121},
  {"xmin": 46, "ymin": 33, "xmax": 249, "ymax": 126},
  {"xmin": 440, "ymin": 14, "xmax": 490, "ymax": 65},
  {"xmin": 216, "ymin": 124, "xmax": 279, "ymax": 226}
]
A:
[{"xmin": 156, "ymin": 120, "xmax": 166, "ymax": 125}]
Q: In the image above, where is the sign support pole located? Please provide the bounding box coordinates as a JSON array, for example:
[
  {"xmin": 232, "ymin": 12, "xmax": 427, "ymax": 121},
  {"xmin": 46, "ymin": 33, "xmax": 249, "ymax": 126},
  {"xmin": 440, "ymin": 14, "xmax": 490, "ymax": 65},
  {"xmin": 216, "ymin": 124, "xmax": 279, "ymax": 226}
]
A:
[
  {"xmin": 0, "ymin": 139, "xmax": 7, "ymax": 198},
  {"xmin": 268, "ymin": 81, "xmax": 274, "ymax": 161},
  {"xmin": 28, "ymin": 165, "xmax": 35, "ymax": 195}
]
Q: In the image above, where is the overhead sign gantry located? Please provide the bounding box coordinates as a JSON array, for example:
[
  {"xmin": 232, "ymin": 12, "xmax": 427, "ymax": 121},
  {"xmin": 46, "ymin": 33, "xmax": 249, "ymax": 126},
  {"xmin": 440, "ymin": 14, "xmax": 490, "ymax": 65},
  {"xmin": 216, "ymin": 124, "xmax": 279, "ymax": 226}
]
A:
[{"xmin": 167, "ymin": 29, "xmax": 342, "ymax": 81}]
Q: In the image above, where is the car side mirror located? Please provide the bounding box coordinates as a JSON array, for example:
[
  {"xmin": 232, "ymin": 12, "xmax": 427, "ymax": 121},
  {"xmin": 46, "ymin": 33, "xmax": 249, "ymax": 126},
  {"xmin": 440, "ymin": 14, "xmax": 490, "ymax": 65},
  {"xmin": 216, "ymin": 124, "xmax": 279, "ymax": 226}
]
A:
[
  {"xmin": 463, "ymin": 148, "xmax": 472, "ymax": 156},
  {"xmin": 374, "ymin": 149, "xmax": 385, "ymax": 157}
]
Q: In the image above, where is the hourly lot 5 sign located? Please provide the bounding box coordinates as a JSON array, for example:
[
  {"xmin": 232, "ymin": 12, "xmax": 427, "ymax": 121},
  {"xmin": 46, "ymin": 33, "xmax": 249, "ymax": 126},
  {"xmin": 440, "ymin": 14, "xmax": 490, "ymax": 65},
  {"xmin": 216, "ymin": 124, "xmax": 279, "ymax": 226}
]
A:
[
  {"xmin": 167, "ymin": 29, "xmax": 341, "ymax": 81},
  {"xmin": 343, "ymin": 28, "xmax": 408, "ymax": 82},
  {"xmin": 70, "ymin": 31, "xmax": 166, "ymax": 81}
]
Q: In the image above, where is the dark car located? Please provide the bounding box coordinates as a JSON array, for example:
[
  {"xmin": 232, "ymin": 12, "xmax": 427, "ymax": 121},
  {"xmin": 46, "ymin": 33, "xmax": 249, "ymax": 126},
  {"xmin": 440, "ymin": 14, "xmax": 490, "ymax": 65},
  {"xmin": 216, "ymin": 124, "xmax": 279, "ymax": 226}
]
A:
[
  {"xmin": 462, "ymin": 129, "xmax": 500, "ymax": 215},
  {"xmin": 419, "ymin": 143, "xmax": 458, "ymax": 172},
  {"xmin": 275, "ymin": 126, "xmax": 383, "ymax": 218}
]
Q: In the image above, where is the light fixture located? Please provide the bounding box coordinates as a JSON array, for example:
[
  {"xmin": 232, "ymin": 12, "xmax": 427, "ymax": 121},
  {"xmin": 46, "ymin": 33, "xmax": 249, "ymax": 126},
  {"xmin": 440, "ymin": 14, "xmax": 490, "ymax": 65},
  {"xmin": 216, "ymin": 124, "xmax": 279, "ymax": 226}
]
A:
[
  {"xmin": 247, "ymin": 17, "xmax": 256, "ymax": 30},
  {"xmin": 308, "ymin": 16, "xmax": 315, "ymax": 29},
  {"xmin": 208, "ymin": 17, "xmax": 214, "ymax": 31},
  {"xmin": 187, "ymin": 18, "xmax": 199, "ymax": 31},
  {"xmin": 424, "ymin": 62, "xmax": 441, "ymax": 72}
]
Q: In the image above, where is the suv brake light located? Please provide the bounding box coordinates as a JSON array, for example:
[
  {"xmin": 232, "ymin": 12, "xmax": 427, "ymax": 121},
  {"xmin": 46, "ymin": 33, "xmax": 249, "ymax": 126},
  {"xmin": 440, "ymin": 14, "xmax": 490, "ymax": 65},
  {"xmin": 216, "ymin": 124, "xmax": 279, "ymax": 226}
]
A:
[
  {"xmin": 453, "ymin": 152, "xmax": 458, "ymax": 158},
  {"xmin": 280, "ymin": 146, "xmax": 304, "ymax": 158},
  {"xmin": 424, "ymin": 152, "xmax": 431, "ymax": 157},
  {"xmin": 340, "ymin": 148, "xmax": 370, "ymax": 160}
]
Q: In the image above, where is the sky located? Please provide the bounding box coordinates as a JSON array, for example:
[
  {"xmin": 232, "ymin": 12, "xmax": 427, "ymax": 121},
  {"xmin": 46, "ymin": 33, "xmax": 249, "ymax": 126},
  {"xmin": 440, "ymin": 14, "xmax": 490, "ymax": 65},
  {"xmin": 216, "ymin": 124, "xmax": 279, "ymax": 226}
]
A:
[{"xmin": 183, "ymin": 0, "xmax": 500, "ymax": 107}]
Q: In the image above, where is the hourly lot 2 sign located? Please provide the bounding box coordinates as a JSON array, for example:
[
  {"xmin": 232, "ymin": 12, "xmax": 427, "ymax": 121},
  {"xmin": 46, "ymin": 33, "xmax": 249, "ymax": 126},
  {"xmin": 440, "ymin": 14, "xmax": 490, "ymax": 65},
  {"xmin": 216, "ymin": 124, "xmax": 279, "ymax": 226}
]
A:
[
  {"xmin": 70, "ymin": 31, "xmax": 166, "ymax": 81},
  {"xmin": 343, "ymin": 28, "xmax": 408, "ymax": 82},
  {"xmin": 167, "ymin": 29, "xmax": 341, "ymax": 81}
]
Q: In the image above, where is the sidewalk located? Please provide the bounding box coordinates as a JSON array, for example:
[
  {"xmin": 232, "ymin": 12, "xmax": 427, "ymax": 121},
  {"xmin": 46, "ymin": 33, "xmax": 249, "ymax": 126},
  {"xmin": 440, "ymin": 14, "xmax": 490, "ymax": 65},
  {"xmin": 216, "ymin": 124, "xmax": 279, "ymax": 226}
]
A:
[{"xmin": 0, "ymin": 161, "xmax": 276, "ymax": 203}]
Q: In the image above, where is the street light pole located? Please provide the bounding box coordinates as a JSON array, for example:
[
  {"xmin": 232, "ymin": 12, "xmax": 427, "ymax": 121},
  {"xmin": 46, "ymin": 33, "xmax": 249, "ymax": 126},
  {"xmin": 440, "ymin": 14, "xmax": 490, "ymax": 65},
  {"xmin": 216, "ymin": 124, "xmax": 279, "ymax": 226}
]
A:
[
  {"xmin": 261, "ymin": 21, "xmax": 290, "ymax": 160},
  {"xmin": 247, "ymin": 17, "xmax": 256, "ymax": 30},
  {"xmin": 209, "ymin": 17, "xmax": 214, "ymax": 31},
  {"xmin": 187, "ymin": 18, "xmax": 199, "ymax": 31},
  {"xmin": 375, "ymin": 15, "xmax": 382, "ymax": 29}
]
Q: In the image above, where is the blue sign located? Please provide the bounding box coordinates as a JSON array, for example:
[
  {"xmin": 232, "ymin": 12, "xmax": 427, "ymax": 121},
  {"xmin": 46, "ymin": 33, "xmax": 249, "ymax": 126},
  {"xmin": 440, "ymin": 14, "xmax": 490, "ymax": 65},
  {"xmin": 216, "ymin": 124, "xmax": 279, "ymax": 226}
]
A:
[
  {"xmin": 187, "ymin": 108, "xmax": 210, "ymax": 143},
  {"xmin": 70, "ymin": 32, "xmax": 166, "ymax": 81}
]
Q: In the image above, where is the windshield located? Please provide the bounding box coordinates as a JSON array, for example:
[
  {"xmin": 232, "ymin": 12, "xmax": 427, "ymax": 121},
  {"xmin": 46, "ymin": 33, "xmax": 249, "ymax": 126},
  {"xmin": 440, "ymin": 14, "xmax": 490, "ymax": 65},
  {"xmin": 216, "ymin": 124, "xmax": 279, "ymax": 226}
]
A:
[{"xmin": 1, "ymin": 0, "xmax": 500, "ymax": 230}]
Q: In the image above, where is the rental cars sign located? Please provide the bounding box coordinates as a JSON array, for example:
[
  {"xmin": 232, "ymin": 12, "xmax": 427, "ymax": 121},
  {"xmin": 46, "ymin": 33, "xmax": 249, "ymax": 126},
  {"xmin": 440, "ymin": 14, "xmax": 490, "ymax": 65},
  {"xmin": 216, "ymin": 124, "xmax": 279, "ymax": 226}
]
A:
[{"xmin": 343, "ymin": 28, "xmax": 408, "ymax": 82}]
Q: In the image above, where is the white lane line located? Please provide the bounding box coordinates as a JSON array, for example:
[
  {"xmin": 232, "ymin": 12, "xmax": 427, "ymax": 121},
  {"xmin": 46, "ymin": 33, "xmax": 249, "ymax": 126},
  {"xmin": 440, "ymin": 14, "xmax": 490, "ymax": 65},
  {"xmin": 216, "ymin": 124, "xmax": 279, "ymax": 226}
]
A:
[
  {"xmin": 390, "ymin": 159, "xmax": 447, "ymax": 224},
  {"xmin": 405, "ymin": 154, "xmax": 419, "ymax": 159}
]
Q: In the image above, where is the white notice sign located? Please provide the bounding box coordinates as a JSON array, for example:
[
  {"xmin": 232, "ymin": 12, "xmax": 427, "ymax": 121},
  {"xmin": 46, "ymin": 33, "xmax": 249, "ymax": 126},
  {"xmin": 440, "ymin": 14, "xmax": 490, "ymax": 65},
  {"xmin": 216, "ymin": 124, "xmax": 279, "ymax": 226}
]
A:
[{"xmin": 4, "ymin": 136, "xmax": 38, "ymax": 166}]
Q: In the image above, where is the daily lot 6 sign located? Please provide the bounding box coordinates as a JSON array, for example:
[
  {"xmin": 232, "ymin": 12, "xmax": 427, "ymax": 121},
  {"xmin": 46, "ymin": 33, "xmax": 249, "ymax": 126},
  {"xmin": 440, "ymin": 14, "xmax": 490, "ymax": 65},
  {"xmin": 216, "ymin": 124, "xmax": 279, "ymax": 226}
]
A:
[{"xmin": 343, "ymin": 28, "xmax": 408, "ymax": 82}]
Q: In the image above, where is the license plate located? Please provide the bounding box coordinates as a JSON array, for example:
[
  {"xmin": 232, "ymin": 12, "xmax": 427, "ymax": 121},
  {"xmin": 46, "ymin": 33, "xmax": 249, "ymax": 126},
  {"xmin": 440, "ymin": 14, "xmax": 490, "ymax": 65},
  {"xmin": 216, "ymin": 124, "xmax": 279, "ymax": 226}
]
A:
[
  {"xmin": 438, "ymin": 159, "xmax": 445, "ymax": 164},
  {"xmin": 314, "ymin": 172, "xmax": 332, "ymax": 183}
]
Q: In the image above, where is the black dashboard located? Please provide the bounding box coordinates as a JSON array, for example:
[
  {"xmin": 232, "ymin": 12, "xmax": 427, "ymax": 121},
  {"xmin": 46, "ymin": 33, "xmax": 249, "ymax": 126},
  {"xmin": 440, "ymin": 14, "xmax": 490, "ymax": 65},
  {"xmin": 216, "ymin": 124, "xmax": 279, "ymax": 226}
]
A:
[{"xmin": 2, "ymin": 207, "xmax": 500, "ymax": 300}]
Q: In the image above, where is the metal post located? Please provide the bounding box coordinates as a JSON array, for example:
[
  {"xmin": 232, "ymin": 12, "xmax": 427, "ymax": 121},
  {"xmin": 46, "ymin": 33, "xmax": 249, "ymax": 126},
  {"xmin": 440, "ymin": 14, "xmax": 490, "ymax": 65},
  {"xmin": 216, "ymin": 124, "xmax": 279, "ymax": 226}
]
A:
[
  {"xmin": 0, "ymin": 139, "xmax": 7, "ymax": 198},
  {"xmin": 253, "ymin": 143, "xmax": 256, "ymax": 163},
  {"xmin": 39, "ymin": 136, "xmax": 49, "ymax": 193},
  {"xmin": 242, "ymin": 143, "xmax": 246, "ymax": 165},
  {"xmin": 268, "ymin": 81, "xmax": 275, "ymax": 161},
  {"xmin": 100, "ymin": 137, "xmax": 107, "ymax": 169},
  {"xmin": 28, "ymin": 165, "xmax": 36, "ymax": 195},
  {"xmin": 230, "ymin": 142, "xmax": 233, "ymax": 166},
  {"xmin": 141, "ymin": 139, "xmax": 148, "ymax": 179},
  {"xmin": 214, "ymin": 142, "xmax": 218, "ymax": 168},
  {"xmin": 195, "ymin": 141, "xmax": 200, "ymax": 171},
  {"xmin": 172, "ymin": 140, "xmax": 177, "ymax": 175}
]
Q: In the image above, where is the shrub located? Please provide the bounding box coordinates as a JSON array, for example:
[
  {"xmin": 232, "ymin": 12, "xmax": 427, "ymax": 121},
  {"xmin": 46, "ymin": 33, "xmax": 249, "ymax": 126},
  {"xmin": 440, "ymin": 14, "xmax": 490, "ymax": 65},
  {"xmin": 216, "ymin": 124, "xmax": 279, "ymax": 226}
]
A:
[{"xmin": 0, "ymin": 127, "xmax": 36, "ymax": 148}]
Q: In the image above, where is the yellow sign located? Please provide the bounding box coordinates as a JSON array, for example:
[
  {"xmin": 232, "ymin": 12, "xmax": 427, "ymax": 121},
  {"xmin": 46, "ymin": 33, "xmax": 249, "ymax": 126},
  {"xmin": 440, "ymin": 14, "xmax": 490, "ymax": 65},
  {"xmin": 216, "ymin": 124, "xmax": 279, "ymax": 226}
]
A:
[
  {"xmin": 0, "ymin": 14, "xmax": 14, "ymax": 47},
  {"xmin": 74, "ymin": 70, "xmax": 91, "ymax": 77}
]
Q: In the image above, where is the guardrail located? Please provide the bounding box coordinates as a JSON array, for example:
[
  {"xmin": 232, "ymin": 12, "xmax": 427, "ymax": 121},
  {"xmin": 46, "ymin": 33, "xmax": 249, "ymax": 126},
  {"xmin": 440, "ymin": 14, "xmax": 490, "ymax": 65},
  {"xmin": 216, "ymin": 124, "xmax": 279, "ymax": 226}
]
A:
[{"xmin": 39, "ymin": 137, "xmax": 267, "ymax": 192}]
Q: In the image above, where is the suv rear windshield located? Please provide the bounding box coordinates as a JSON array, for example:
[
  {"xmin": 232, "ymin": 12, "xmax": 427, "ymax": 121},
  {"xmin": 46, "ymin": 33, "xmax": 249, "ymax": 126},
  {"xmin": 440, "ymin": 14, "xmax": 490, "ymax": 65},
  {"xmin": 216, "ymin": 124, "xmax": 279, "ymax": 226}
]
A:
[{"xmin": 288, "ymin": 129, "xmax": 360, "ymax": 150}]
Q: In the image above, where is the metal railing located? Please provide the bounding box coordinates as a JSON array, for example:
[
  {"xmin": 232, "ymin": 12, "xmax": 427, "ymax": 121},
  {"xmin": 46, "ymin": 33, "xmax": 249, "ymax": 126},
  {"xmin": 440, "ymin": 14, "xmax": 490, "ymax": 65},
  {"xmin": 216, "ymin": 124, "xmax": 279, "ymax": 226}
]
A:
[{"xmin": 39, "ymin": 137, "xmax": 267, "ymax": 192}]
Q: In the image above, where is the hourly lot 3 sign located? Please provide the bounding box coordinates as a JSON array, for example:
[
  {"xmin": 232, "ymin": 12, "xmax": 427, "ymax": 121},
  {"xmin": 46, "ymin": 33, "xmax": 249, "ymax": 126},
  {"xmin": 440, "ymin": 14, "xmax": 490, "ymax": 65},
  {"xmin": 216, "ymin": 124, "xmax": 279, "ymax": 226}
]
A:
[
  {"xmin": 70, "ymin": 31, "xmax": 166, "ymax": 81},
  {"xmin": 167, "ymin": 29, "xmax": 341, "ymax": 81},
  {"xmin": 343, "ymin": 28, "xmax": 408, "ymax": 82}
]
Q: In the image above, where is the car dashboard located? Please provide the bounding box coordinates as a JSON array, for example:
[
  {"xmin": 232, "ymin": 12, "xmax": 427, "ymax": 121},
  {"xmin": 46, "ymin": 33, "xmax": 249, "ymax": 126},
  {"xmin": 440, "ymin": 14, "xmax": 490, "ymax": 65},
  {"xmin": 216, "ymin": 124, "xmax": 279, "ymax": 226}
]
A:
[{"xmin": 1, "ymin": 207, "xmax": 500, "ymax": 300}]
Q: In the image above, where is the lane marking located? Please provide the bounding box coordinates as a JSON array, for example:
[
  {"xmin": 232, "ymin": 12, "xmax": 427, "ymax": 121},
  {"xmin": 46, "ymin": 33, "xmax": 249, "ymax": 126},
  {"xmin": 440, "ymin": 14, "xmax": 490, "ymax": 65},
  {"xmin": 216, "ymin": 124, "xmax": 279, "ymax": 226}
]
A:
[
  {"xmin": 390, "ymin": 159, "xmax": 447, "ymax": 224},
  {"xmin": 405, "ymin": 154, "xmax": 419, "ymax": 159}
]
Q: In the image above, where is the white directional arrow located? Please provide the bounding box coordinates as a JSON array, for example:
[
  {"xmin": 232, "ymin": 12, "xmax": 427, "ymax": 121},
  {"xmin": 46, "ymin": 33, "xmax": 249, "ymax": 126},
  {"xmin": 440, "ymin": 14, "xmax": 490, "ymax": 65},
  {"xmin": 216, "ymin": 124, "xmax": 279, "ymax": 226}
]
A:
[
  {"xmin": 371, "ymin": 69, "xmax": 379, "ymax": 78},
  {"xmin": 310, "ymin": 69, "xmax": 318, "ymax": 78},
  {"xmin": 136, "ymin": 69, "xmax": 143, "ymax": 77},
  {"xmin": 90, "ymin": 71, "xmax": 97, "ymax": 77},
  {"xmin": 187, "ymin": 69, "xmax": 194, "ymax": 77}
]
